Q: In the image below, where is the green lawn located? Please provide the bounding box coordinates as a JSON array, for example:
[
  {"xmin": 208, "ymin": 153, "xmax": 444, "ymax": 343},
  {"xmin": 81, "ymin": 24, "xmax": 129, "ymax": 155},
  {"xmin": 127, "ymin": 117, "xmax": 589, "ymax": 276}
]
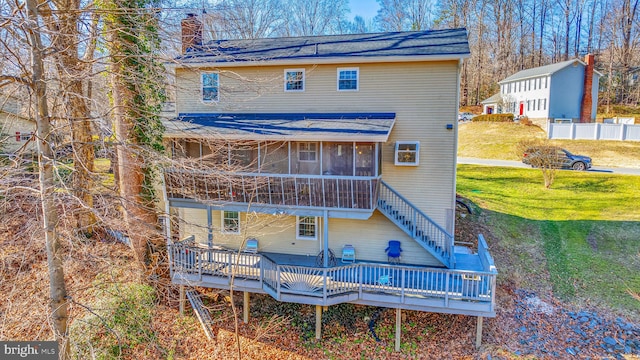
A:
[
  {"xmin": 457, "ymin": 164, "xmax": 640, "ymax": 317},
  {"xmin": 458, "ymin": 122, "xmax": 640, "ymax": 168}
]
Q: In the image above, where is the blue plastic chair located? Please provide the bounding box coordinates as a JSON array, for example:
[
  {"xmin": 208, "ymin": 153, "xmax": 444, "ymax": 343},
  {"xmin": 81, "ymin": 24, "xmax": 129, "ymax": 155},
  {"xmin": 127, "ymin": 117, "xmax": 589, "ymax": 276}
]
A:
[
  {"xmin": 243, "ymin": 238, "xmax": 259, "ymax": 253},
  {"xmin": 385, "ymin": 240, "xmax": 402, "ymax": 263}
]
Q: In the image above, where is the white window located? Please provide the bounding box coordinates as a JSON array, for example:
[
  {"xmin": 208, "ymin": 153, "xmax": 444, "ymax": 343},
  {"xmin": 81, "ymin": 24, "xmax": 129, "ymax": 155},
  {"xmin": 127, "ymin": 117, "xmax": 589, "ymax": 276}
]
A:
[
  {"xmin": 533, "ymin": 78, "xmax": 537, "ymax": 90},
  {"xmin": 394, "ymin": 141, "xmax": 419, "ymax": 166},
  {"xmin": 296, "ymin": 216, "xmax": 318, "ymax": 240},
  {"xmin": 543, "ymin": 98, "xmax": 547, "ymax": 110},
  {"xmin": 337, "ymin": 67, "xmax": 359, "ymax": 91},
  {"xmin": 222, "ymin": 211, "xmax": 240, "ymax": 234},
  {"xmin": 537, "ymin": 99, "xmax": 541, "ymax": 110},
  {"xmin": 298, "ymin": 142, "xmax": 317, "ymax": 162},
  {"xmin": 202, "ymin": 72, "xmax": 219, "ymax": 102},
  {"xmin": 284, "ymin": 69, "xmax": 305, "ymax": 92}
]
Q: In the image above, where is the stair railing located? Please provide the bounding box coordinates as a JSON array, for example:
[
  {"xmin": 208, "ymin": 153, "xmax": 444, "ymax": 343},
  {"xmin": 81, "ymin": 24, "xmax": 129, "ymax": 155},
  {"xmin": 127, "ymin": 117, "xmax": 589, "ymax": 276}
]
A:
[{"xmin": 378, "ymin": 180, "xmax": 454, "ymax": 267}]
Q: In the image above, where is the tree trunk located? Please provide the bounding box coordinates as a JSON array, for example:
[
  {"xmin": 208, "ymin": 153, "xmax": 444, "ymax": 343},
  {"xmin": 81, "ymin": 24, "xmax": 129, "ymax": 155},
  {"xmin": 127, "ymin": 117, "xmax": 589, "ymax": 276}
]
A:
[
  {"xmin": 41, "ymin": 1, "xmax": 98, "ymax": 236},
  {"xmin": 25, "ymin": 0, "xmax": 70, "ymax": 356},
  {"xmin": 105, "ymin": 1, "xmax": 160, "ymax": 265},
  {"xmin": 110, "ymin": 67, "xmax": 153, "ymax": 265}
]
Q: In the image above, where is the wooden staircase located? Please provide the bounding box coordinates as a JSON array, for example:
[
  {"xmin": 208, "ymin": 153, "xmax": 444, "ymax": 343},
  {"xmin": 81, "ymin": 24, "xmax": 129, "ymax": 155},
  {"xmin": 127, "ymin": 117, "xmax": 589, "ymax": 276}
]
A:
[
  {"xmin": 377, "ymin": 180, "xmax": 454, "ymax": 268},
  {"xmin": 186, "ymin": 289, "xmax": 216, "ymax": 340}
]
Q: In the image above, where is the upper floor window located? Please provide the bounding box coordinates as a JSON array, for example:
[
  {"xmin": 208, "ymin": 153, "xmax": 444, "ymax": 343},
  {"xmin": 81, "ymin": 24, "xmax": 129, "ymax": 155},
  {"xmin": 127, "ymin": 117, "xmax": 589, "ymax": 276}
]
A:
[
  {"xmin": 285, "ymin": 69, "xmax": 305, "ymax": 92},
  {"xmin": 337, "ymin": 68, "xmax": 359, "ymax": 91},
  {"xmin": 202, "ymin": 72, "xmax": 219, "ymax": 102},
  {"xmin": 298, "ymin": 142, "xmax": 317, "ymax": 162},
  {"xmin": 296, "ymin": 216, "xmax": 318, "ymax": 240},
  {"xmin": 222, "ymin": 211, "xmax": 240, "ymax": 234},
  {"xmin": 395, "ymin": 141, "xmax": 419, "ymax": 166}
]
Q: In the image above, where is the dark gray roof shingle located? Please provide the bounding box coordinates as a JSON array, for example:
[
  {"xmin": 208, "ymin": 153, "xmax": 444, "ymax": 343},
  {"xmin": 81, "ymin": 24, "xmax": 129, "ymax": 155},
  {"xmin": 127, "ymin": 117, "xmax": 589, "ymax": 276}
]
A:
[
  {"xmin": 177, "ymin": 29, "xmax": 470, "ymax": 63},
  {"xmin": 164, "ymin": 113, "xmax": 396, "ymax": 141},
  {"xmin": 500, "ymin": 59, "xmax": 582, "ymax": 83}
]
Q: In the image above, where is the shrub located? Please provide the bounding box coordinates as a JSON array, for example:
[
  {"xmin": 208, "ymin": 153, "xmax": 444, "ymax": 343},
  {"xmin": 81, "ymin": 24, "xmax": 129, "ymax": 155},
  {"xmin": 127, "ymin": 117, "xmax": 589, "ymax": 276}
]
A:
[
  {"xmin": 519, "ymin": 116, "xmax": 533, "ymax": 126},
  {"xmin": 472, "ymin": 113, "xmax": 514, "ymax": 122}
]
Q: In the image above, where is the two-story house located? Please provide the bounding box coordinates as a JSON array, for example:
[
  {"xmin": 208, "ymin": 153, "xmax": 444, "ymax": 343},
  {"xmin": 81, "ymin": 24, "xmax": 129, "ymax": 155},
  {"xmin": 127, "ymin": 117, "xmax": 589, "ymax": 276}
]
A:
[
  {"xmin": 0, "ymin": 96, "xmax": 35, "ymax": 155},
  {"xmin": 482, "ymin": 55, "xmax": 601, "ymax": 127},
  {"xmin": 161, "ymin": 14, "xmax": 497, "ymax": 350}
]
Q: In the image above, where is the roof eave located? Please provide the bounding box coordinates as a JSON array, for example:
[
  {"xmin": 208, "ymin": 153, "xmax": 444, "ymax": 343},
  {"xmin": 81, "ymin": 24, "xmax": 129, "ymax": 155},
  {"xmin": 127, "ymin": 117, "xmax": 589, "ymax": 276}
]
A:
[
  {"xmin": 163, "ymin": 131, "xmax": 393, "ymax": 143},
  {"xmin": 171, "ymin": 53, "xmax": 470, "ymax": 69},
  {"xmin": 498, "ymin": 59, "xmax": 589, "ymax": 84}
]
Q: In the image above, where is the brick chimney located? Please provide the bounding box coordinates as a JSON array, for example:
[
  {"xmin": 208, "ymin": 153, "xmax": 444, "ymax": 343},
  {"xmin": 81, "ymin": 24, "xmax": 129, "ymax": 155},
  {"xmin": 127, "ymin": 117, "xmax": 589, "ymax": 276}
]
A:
[
  {"xmin": 580, "ymin": 54, "xmax": 595, "ymax": 123},
  {"xmin": 181, "ymin": 13, "xmax": 203, "ymax": 54}
]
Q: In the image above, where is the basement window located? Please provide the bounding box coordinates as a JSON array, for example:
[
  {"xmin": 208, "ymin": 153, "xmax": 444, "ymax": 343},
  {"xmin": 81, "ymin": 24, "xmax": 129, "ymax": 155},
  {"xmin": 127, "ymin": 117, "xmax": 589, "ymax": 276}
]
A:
[
  {"xmin": 296, "ymin": 216, "xmax": 318, "ymax": 240},
  {"xmin": 395, "ymin": 141, "xmax": 419, "ymax": 166},
  {"xmin": 222, "ymin": 211, "xmax": 240, "ymax": 234}
]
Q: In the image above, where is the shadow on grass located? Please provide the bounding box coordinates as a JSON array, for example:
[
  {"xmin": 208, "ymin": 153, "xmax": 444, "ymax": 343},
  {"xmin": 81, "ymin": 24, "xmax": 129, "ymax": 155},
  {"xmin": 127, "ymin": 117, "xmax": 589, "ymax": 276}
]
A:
[{"xmin": 459, "ymin": 204, "xmax": 640, "ymax": 317}]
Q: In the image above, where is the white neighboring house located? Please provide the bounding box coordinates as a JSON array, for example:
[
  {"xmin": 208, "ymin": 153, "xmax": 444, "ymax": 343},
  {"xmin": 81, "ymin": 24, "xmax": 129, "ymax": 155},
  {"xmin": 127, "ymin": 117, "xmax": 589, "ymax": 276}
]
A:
[
  {"xmin": 0, "ymin": 98, "xmax": 35, "ymax": 155},
  {"xmin": 482, "ymin": 55, "xmax": 601, "ymax": 128}
]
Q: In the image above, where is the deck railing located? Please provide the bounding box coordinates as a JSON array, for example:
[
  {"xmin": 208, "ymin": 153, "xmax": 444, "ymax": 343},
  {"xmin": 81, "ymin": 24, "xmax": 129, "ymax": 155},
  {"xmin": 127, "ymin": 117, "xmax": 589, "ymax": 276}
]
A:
[
  {"xmin": 169, "ymin": 242, "xmax": 496, "ymax": 309},
  {"xmin": 164, "ymin": 168, "xmax": 380, "ymax": 211}
]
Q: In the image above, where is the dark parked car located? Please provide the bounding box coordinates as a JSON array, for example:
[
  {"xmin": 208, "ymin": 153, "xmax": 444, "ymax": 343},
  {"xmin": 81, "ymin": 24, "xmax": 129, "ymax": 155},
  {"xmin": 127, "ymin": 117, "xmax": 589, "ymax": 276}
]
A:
[{"xmin": 522, "ymin": 146, "xmax": 592, "ymax": 171}]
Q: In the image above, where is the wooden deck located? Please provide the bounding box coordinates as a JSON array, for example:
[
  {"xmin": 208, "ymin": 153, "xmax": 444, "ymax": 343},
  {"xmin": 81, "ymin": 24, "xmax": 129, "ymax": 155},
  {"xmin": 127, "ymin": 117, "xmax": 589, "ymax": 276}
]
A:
[{"xmin": 169, "ymin": 241, "xmax": 497, "ymax": 317}]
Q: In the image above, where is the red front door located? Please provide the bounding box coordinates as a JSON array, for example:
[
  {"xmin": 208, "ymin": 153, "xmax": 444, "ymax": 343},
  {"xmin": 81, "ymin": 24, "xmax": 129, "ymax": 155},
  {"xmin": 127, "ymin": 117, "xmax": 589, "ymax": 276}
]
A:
[{"xmin": 519, "ymin": 102, "xmax": 524, "ymax": 116}]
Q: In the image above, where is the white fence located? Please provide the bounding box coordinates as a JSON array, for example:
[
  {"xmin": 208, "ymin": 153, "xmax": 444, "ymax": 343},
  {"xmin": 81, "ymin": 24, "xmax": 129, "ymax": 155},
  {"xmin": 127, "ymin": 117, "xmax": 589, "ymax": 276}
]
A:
[{"xmin": 548, "ymin": 123, "xmax": 640, "ymax": 141}]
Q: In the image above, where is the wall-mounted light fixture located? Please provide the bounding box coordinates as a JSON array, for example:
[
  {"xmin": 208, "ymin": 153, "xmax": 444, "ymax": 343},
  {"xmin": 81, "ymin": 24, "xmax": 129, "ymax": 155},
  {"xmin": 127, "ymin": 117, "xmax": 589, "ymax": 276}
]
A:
[{"xmin": 446, "ymin": 124, "xmax": 453, "ymax": 130}]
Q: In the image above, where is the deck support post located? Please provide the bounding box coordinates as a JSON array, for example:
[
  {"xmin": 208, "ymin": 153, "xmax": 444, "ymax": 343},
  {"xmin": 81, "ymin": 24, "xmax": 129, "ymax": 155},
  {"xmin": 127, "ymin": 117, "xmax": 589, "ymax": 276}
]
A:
[
  {"xmin": 243, "ymin": 292, "xmax": 250, "ymax": 324},
  {"xmin": 323, "ymin": 210, "xmax": 329, "ymax": 268},
  {"xmin": 315, "ymin": 305, "xmax": 322, "ymax": 340},
  {"xmin": 395, "ymin": 308, "xmax": 401, "ymax": 352},
  {"xmin": 475, "ymin": 316, "xmax": 483, "ymax": 349},
  {"xmin": 179, "ymin": 285, "xmax": 185, "ymax": 315}
]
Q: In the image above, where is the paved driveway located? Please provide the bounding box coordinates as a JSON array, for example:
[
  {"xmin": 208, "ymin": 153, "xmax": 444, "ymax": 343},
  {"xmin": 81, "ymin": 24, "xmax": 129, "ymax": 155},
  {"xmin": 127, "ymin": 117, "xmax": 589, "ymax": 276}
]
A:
[{"xmin": 457, "ymin": 157, "xmax": 640, "ymax": 175}]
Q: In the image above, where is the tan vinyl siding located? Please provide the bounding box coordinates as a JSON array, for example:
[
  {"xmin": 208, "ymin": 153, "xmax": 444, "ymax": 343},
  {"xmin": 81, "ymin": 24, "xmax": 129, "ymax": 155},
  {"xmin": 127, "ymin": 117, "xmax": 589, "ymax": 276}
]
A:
[
  {"xmin": 173, "ymin": 60, "xmax": 459, "ymax": 267},
  {"xmin": 328, "ymin": 212, "xmax": 440, "ymax": 266},
  {"xmin": 175, "ymin": 61, "xmax": 459, "ymax": 228},
  {"xmin": 178, "ymin": 209, "xmax": 440, "ymax": 266}
]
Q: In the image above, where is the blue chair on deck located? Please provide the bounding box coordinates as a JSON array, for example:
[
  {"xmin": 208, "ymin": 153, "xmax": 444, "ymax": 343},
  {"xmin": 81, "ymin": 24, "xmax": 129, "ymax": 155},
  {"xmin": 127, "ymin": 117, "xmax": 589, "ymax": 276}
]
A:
[
  {"xmin": 341, "ymin": 244, "xmax": 355, "ymax": 263},
  {"xmin": 243, "ymin": 238, "xmax": 259, "ymax": 253},
  {"xmin": 385, "ymin": 240, "xmax": 402, "ymax": 263}
]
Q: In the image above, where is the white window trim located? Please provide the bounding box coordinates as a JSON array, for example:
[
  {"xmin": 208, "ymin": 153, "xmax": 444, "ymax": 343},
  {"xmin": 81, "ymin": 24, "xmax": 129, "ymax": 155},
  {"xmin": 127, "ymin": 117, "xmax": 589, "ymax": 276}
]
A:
[
  {"xmin": 337, "ymin": 67, "xmax": 359, "ymax": 91},
  {"xmin": 394, "ymin": 141, "xmax": 420, "ymax": 166},
  {"xmin": 297, "ymin": 142, "xmax": 318, "ymax": 162},
  {"xmin": 284, "ymin": 69, "xmax": 305, "ymax": 92},
  {"xmin": 201, "ymin": 72, "xmax": 220, "ymax": 103},
  {"xmin": 296, "ymin": 216, "xmax": 318, "ymax": 240},
  {"xmin": 221, "ymin": 211, "xmax": 240, "ymax": 235}
]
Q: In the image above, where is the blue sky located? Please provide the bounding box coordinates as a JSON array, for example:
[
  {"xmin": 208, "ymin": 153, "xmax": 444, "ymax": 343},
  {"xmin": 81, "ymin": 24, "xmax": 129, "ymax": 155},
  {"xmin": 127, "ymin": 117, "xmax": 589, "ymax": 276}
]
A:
[{"xmin": 349, "ymin": 0, "xmax": 380, "ymax": 21}]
